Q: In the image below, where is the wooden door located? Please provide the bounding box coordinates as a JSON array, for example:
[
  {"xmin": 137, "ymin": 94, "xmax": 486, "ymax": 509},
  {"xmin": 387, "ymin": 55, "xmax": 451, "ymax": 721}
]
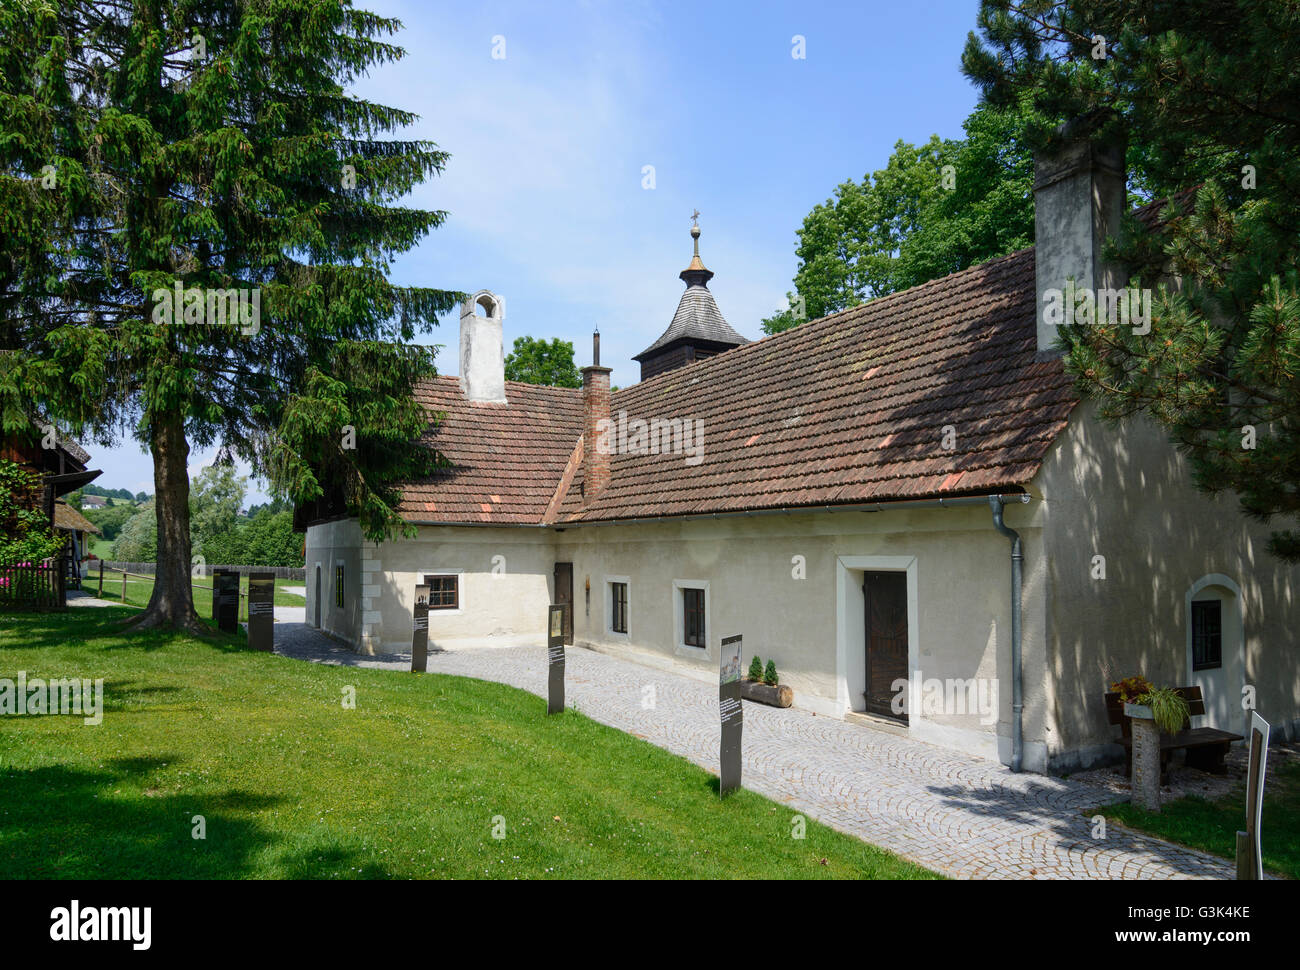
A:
[
  {"xmin": 553, "ymin": 562, "xmax": 574, "ymax": 645},
  {"xmin": 864, "ymin": 571, "xmax": 908, "ymax": 722}
]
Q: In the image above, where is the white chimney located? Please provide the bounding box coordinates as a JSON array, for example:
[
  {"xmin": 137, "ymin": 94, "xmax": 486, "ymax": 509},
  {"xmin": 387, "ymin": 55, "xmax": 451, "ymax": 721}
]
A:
[
  {"xmin": 1033, "ymin": 121, "xmax": 1126, "ymax": 355},
  {"xmin": 459, "ymin": 290, "xmax": 506, "ymax": 403}
]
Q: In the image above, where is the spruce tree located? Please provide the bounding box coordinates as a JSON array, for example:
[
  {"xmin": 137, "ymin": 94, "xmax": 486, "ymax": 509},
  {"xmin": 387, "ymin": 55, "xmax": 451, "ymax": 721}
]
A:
[{"xmin": 0, "ymin": 1, "xmax": 459, "ymax": 629}]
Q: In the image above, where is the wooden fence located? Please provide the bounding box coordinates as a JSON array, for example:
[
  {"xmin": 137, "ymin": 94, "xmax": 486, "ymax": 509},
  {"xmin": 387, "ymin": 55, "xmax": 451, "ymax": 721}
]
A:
[
  {"xmin": 0, "ymin": 562, "xmax": 65, "ymax": 611},
  {"xmin": 102, "ymin": 562, "xmax": 305, "ymax": 581},
  {"xmin": 95, "ymin": 564, "xmax": 253, "ymax": 622}
]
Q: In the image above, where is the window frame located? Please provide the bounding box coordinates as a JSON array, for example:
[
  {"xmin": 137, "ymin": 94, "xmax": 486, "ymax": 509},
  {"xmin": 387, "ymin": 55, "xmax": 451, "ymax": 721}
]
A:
[
  {"xmin": 1191, "ymin": 598, "xmax": 1223, "ymax": 671},
  {"xmin": 606, "ymin": 576, "xmax": 630, "ymax": 637},
  {"xmin": 334, "ymin": 562, "xmax": 345, "ymax": 610},
  {"xmin": 419, "ymin": 567, "xmax": 464, "ymax": 616},
  {"xmin": 683, "ymin": 588, "xmax": 705, "ymax": 647},
  {"xmin": 424, "ymin": 573, "xmax": 460, "ymax": 611},
  {"xmin": 671, "ymin": 579, "xmax": 709, "ymax": 655}
]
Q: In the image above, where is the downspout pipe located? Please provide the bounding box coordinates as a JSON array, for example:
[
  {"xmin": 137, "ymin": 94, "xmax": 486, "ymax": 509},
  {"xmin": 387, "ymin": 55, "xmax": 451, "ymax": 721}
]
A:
[{"xmin": 990, "ymin": 495, "xmax": 1028, "ymax": 773}]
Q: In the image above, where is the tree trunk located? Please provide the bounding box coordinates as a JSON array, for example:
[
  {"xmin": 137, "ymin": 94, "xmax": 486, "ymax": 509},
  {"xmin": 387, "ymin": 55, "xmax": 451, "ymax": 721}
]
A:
[{"xmin": 123, "ymin": 408, "xmax": 204, "ymax": 633}]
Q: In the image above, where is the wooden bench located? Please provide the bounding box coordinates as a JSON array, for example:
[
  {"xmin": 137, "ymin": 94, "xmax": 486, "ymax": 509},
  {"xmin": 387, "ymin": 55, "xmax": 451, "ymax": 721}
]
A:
[{"xmin": 1104, "ymin": 686, "xmax": 1244, "ymax": 784}]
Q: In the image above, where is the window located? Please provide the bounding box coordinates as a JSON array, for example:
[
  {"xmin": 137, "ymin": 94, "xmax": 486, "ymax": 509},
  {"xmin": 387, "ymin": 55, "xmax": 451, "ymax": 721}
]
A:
[
  {"xmin": 682, "ymin": 587, "xmax": 706, "ymax": 647},
  {"xmin": 611, "ymin": 582, "xmax": 628, "ymax": 634},
  {"xmin": 425, "ymin": 574, "xmax": 459, "ymax": 610},
  {"xmin": 334, "ymin": 565, "xmax": 344, "ymax": 609},
  {"xmin": 1192, "ymin": 599, "xmax": 1222, "ymax": 670}
]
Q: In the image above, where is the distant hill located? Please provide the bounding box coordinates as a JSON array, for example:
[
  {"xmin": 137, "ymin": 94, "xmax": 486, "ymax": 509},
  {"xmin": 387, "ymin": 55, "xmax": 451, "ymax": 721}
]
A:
[{"xmin": 82, "ymin": 484, "xmax": 152, "ymax": 503}]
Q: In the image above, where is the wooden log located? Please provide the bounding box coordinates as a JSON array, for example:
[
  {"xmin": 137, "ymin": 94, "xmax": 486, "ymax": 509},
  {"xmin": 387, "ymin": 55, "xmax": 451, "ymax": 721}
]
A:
[{"xmin": 739, "ymin": 680, "xmax": 793, "ymax": 708}]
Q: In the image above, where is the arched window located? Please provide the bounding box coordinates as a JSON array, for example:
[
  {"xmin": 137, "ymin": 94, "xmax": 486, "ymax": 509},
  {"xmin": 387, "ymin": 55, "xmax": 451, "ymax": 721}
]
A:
[{"xmin": 1185, "ymin": 574, "xmax": 1245, "ymax": 736}]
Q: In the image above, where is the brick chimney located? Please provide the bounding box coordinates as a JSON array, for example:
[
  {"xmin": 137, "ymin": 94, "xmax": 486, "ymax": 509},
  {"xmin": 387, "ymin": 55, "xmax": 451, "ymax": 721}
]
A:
[
  {"xmin": 582, "ymin": 331, "xmax": 612, "ymax": 500},
  {"xmin": 1033, "ymin": 119, "xmax": 1127, "ymax": 355},
  {"xmin": 459, "ymin": 290, "xmax": 507, "ymax": 403}
]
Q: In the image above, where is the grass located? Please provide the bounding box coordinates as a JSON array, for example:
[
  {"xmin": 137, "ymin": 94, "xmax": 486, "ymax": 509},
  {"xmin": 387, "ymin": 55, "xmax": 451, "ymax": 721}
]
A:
[
  {"xmin": 0, "ymin": 609, "xmax": 936, "ymax": 879},
  {"xmin": 1090, "ymin": 759, "xmax": 1299, "ymax": 879},
  {"xmin": 87, "ymin": 569, "xmax": 306, "ymax": 611}
]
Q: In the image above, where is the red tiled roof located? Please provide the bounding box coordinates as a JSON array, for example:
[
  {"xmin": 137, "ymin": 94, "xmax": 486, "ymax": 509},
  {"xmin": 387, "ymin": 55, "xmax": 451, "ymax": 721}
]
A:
[
  {"xmin": 398, "ymin": 379, "xmax": 583, "ymax": 524},
  {"xmin": 399, "ymin": 247, "xmax": 1079, "ymax": 525},
  {"xmin": 557, "ymin": 247, "xmax": 1076, "ymax": 521},
  {"xmin": 1133, "ymin": 186, "xmax": 1199, "ymax": 229}
]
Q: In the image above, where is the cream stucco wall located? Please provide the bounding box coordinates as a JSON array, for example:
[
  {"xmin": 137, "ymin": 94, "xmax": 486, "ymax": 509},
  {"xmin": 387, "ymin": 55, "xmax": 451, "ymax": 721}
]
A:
[
  {"xmin": 554, "ymin": 504, "xmax": 1050, "ymax": 769},
  {"xmin": 371, "ymin": 526, "xmax": 553, "ymax": 652},
  {"xmin": 305, "ymin": 518, "xmax": 364, "ymax": 649},
  {"xmin": 1036, "ymin": 401, "xmax": 1300, "ymax": 765},
  {"xmin": 304, "ymin": 521, "xmax": 554, "ymax": 654}
]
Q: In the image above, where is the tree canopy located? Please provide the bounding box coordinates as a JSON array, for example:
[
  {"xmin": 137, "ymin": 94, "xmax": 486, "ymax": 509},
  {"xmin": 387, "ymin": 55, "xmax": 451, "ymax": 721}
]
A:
[
  {"xmin": 504, "ymin": 335, "xmax": 582, "ymax": 388},
  {"xmin": 762, "ymin": 102, "xmax": 1044, "ymax": 334},
  {"xmin": 964, "ymin": 0, "xmax": 1300, "ymax": 561},
  {"xmin": 0, "ymin": 1, "xmax": 460, "ymax": 628}
]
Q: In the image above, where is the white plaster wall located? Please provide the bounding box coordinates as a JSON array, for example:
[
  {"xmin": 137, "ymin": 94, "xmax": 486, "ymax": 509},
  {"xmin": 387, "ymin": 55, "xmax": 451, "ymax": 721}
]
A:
[
  {"xmin": 1036, "ymin": 400, "xmax": 1300, "ymax": 762},
  {"xmin": 306, "ymin": 522, "xmax": 554, "ymax": 653},
  {"xmin": 371, "ymin": 526, "xmax": 553, "ymax": 653},
  {"xmin": 554, "ymin": 504, "xmax": 1049, "ymax": 768},
  {"xmin": 304, "ymin": 518, "xmax": 365, "ymax": 649},
  {"xmin": 308, "ymin": 504, "xmax": 1058, "ymax": 769}
]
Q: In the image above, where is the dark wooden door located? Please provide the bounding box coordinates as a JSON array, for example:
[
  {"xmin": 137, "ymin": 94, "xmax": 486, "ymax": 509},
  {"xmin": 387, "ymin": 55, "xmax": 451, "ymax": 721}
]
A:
[
  {"xmin": 864, "ymin": 571, "xmax": 908, "ymax": 722},
  {"xmin": 553, "ymin": 562, "xmax": 574, "ymax": 645}
]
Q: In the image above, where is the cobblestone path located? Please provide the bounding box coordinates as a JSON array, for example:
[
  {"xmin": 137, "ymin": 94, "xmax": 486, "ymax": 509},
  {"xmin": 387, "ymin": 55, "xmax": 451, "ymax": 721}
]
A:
[{"xmin": 272, "ymin": 619, "xmax": 1233, "ymax": 880}]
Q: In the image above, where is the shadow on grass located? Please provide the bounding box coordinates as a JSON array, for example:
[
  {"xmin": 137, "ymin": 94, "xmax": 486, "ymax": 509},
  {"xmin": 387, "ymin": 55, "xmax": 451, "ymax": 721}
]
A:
[
  {"xmin": 274, "ymin": 848, "xmax": 398, "ymax": 880},
  {"xmin": 0, "ymin": 757, "xmax": 393, "ymax": 879},
  {"xmin": 0, "ymin": 608, "xmax": 248, "ymax": 655},
  {"xmin": 97, "ymin": 682, "xmax": 193, "ymax": 716},
  {"xmin": 1092, "ymin": 759, "xmax": 1299, "ymax": 879}
]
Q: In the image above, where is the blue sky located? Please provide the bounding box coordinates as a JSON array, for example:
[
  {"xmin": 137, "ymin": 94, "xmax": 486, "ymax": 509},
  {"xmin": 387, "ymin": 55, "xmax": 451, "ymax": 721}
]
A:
[{"xmin": 94, "ymin": 0, "xmax": 986, "ymax": 505}]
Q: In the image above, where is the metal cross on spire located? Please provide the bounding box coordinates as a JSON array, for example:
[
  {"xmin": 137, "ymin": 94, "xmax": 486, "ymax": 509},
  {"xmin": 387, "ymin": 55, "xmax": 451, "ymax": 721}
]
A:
[{"xmin": 691, "ymin": 209, "xmax": 700, "ymax": 227}]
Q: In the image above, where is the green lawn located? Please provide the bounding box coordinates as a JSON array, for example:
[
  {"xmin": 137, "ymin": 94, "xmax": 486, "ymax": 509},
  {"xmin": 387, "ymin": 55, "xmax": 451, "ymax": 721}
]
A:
[
  {"xmin": 0, "ymin": 609, "xmax": 935, "ymax": 879},
  {"xmin": 1090, "ymin": 759, "xmax": 1299, "ymax": 879},
  {"xmin": 87, "ymin": 569, "xmax": 306, "ymax": 611}
]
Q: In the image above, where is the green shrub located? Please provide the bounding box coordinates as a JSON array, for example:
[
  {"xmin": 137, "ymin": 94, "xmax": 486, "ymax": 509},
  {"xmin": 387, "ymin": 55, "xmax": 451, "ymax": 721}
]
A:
[
  {"xmin": 763, "ymin": 660, "xmax": 778, "ymax": 686},
  {"xmin": 0, "ymin": 460, "xmax": 64, "ymax": 565},
  {"xmin": 748, "ymin": 656, "xmax": 764, "ymax": 681}
]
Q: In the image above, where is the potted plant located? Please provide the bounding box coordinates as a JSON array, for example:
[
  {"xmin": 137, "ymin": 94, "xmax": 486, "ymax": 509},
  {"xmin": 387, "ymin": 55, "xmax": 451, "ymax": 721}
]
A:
[
  {"xmin": 740, "ymin": 656, "xmax": 793, "ymax": 708},
  {"xmin": 1109, "ymin": 676, "xmax": 1189, "ymax": 812},
  {"xmin": 1111, "ymin": 675, "xmax": 1153, "ymax": 715},
  {"xmin": 1140, "ymin": 686, "xmax": 1191, "ymax": 736}
]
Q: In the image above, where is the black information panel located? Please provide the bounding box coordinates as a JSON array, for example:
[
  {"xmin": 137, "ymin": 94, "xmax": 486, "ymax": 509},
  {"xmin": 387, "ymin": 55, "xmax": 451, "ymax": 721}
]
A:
[
  {"xmin": 412, "ymin": 584, "xmax": 430, "ymax": 673},
  {"xmin": 210, "ymin": 568, "xmax": 227, "ymax": 621},
  {"xmin": 247, "ymin": 572, "xmax": 274, "ymax": 652},
  {"xmin": 215, "ymin": 571, "xmax": 240, "ymax": 634},
  {"xmin": 719, "ymin": 634, "xmax": 744, "ymax": 797},
  {"xmin": 547, "ymin": 604, "xmax": 566, "ymax": 715}
]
